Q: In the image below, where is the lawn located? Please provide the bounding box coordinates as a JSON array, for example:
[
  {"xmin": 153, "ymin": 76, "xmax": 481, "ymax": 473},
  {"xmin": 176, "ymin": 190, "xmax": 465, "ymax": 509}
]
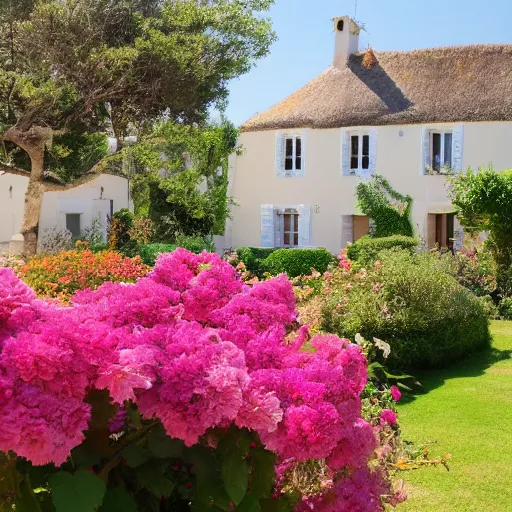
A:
[{"xmin": 397, "ymin": 320, "xmax": 512, "ymax": 511}]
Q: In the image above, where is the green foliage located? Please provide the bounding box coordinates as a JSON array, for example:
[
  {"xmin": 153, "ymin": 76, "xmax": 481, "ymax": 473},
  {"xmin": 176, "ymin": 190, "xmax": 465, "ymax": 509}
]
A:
[
  {"xmin": 49, "ymin": 470, "xmax": 106, "ymax": 512},
  {"xmin": 235, "ymin": 247, "xmax": 279, "ymax": 276},
  {"xmin": 449, "ymin": 168, "xmax": 512, "ymax": 293},
  {"xmin": 356, "ymin": 175, "xmax": 414, "ymax": 237},
  {"xmin": 130, "ymin": 120, "xmax": 238, "ymax": 241},
  {"xmin": 322, "ymin": 250, "xmax": 491, "ymax": 371},
  {"xmin": 499, "ymin": 297, "xmax": 512, "ymax": 320},
  {"xmin": 138, "ymin": 244, "xmax": 178, "ymax": 266},
  {"xmin": 175, "ymin": 235, "xmax": 215, "ymax": 254},
  {"xmin": 346, "ymin": 235, "xmax": 419, "ymax": 265},
  {"xmin": 108, "ymin": 209, "xmax": 139, "ymax": 257},
  {"xmin": 263, "ymin": 249, "xmax": 334, "ymax": 278}
]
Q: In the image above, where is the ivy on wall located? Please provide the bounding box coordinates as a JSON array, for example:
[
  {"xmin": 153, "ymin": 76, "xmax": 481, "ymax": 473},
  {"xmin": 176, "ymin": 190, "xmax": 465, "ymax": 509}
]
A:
[{"xmin": 356, "ymin": 174, "xmax": 414, "ymax": 237}]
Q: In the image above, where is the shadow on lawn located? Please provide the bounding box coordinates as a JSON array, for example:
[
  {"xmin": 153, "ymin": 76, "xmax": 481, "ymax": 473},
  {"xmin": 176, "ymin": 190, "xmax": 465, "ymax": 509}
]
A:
[{"xmin": 400, "ymin": 344, "xmax": 512, "ymax": 404}]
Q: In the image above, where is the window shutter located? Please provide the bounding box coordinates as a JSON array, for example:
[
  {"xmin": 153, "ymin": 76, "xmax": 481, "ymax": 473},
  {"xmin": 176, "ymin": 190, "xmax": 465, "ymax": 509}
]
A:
[
  {"xmin": 452, "ymin": 124, "xmax": 464, "ymax": 172},
  {"xmin": 341, "ymin": 215, "xmax": 354, "ymax": 248},
  {"xmin": 368, "ymin": 128, "xmax": 378, "ymax": 177},
  {"xmin": 274, "ymin": 209, "xmax": 281, "ymax": 247},
  {"xmin": 261, "ymin": 204, "xmax": 275, "ymax": 247},
  {"xmin": 297, "ymin": 205, "xmax": 311, "ymax": 247},
  {"xmin": 341, "ymin": 130, "xmax": 350, "ymax": 176},
  {"xmin": 421, "ymin": 126, "xmax": 430, "ymax": 174},
  {"xmin": 275, "ymin": 132, "xmax": 285, "ymax": 177}
]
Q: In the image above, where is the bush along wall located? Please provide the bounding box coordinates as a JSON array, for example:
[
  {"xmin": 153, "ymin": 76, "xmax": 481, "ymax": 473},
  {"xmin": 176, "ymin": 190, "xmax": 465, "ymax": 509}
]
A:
[
  {"xmin": 263, "ymin": 248, "xmax": 335, "ymax": 278},
  {"xmin": 347, "ymin": 235, "xmax": 419, "ymax": 266}
]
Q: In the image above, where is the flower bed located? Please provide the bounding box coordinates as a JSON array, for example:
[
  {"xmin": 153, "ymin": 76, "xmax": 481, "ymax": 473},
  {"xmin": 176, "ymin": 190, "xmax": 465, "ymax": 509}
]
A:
[{"xmin": 0, "ymin": 249, "xmax": 406, "ymax": 511}]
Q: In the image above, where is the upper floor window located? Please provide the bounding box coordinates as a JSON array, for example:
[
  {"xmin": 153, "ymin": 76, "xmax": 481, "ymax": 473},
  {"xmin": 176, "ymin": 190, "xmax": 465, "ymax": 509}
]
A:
[
  {"xmin": 342, "ymin": 128, "xmax": 377, "ymax": 177},
  {"xmin": 276, "ymin": 131, "xmax": 306, "ymax": 177},
  {"xmin": 423, "ymin": 125, "xmax": 464, "ymax": 175},
  {"xmin": 350, "ymin": 133, "xmax": 370, "ymax": 174},
  {"xmin": 285, "ymin": 137, "xmax": 302, "ymax": 172}
]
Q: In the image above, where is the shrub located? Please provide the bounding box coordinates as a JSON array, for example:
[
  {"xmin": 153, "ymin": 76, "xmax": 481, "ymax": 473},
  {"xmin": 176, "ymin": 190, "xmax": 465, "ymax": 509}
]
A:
[
  {"xmin": 500, "ymin": 297, "xmax": 512, "ymax": 320},
  {"xmin": 236, "ymin": 247, "xmax": 280, "ymax": 275},
  {"xmin": 175, "ymin": 234, "xmax": 215, "ymax": 253},
  {"xmin": 263, "ymin": 248, "xmax": 335, "ymax": 278},
  {"xmin": 138, "ymin": 243, "xmax": 178, "ymax": 266},
  {"xmin": 0, "ymin": 252, "xmax": 406, "ymax": 510},
  {"xmin": 346, "ymin": 235, "xmax": 419, "ymax": 265},
  {"xmin": 20, "ymin": 245, "xmax": 148, "ymax": 301},
  {"xmin": 322, "ymin": 250, "xmax": 490, "ymax": 371},
  {"xmin": 108, "ymin": 208, "xmax": 139, "ymax": 256}
]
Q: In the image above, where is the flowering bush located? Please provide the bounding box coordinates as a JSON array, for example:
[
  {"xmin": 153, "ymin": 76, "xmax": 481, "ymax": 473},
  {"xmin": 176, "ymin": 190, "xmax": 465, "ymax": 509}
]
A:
[
  {"xmin": 19, "ymin": 244, "xmax": 148, "ymax": 301},
  {"xmin": 0, "ymin": 250, "xmax": 406, "ymax": 511}
]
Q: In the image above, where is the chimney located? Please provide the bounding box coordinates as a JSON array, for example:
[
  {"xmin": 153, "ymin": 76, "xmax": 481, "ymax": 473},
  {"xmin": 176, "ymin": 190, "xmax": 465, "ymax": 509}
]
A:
[{"xmin": 333, "ymin": 16, "xmax": 361, "ymax": 68}]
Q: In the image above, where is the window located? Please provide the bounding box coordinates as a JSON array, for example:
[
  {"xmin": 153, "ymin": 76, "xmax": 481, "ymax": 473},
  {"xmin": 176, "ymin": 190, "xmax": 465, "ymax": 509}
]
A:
[
  {"xmin": 350, "ymin": 134, "xmax": 369, "ymax": 174},
  {"xmin": 278, "ymin": 210, "xmax": 299, "ymax": 247},
  {"xmin": 429, "ymin": 131, "xmax": 453, "ymax": 172},
  {"xmin": 276, "ymin": 132, "xmax": 306, "ymax": 177},
  {"xmin": 427, "ymin": 213, "xmax": 455, "ymax": 250},
  {"xmin": 284, "ymin": 136, "xmax": 302, "ymax": 172},
  {"xmin": 66, "ymin": 213, "xmax": 81, "ymax": 239}
]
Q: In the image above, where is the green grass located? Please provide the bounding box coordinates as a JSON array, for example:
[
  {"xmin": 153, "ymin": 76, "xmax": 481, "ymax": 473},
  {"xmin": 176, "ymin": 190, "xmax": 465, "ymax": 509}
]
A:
[{"xmin": 397, "ymin": 321, "xmax": 512, "ymax": 511}]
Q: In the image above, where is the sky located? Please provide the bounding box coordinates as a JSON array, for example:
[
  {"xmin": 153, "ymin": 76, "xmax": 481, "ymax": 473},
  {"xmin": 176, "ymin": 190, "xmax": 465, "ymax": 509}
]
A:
[{"xmin": 224, "ymin": 0, "xmax": 512, "ymax": 126}]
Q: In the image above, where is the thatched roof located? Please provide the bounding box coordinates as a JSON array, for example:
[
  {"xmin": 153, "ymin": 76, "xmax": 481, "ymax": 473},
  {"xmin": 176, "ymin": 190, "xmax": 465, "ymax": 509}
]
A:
[{"xmin": 242, "ymin": 45, "xmax": 512, "ymax": 131}]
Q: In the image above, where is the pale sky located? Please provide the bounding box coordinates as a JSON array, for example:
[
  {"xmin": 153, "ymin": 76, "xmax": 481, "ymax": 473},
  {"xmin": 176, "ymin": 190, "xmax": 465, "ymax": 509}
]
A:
[{"xmin": 225, "ymin": 0, "xmax": 512, "ymax": 126}]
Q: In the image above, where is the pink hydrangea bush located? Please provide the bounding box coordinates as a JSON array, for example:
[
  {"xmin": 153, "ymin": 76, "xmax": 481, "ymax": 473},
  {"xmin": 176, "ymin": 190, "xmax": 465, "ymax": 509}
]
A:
[{"xmin": 0, "ymin": 251, "xmax": 404, "ymax": 510}]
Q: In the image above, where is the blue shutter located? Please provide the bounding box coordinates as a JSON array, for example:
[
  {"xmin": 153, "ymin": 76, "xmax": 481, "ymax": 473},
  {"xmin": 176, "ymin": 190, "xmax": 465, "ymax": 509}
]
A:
[
  {"xmin": 297, "ymin": 204, "xmax": 311, "ymax": 247},
  {"xmin": 452, "ymin": 124, "xmax": 464, "ymax": 172},
  {"xmin": 341, "ymin": 215, "xmax": 353, "ymax": 248},
  {"xmin": 341, "ymin": 130, "xmax": 350, "ymax": 176},
  {"xmin": 261, "ymin": 204, "xmax": 275, "ymax": 247},
  {"xmin": 421, "ymin": 126, "xmax": 430, "ymax": 174},
  {"xmin": 368, "ymin": 128, "xmax": 378, "ymax": 177},
  {"xmin": 275, "ymin": 132, "xmax": 284, "ymax": 177}
]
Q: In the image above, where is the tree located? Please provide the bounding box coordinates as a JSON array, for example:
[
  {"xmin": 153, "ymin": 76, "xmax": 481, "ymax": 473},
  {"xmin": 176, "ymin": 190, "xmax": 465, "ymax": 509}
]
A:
[
  {"xmin": 449, "ymin": 167, "xmax": 512, "ymax": 293},
  {"xmin": 0, "ymin": 0, "xmax": 275, "ymax": 253},
  {"xmin": 126, "ymin": 119, "xmax": 239, "ymax": 242},
  {"xmin": 355, "ymin": 175, "xmax": 414, "ymax": 238}
]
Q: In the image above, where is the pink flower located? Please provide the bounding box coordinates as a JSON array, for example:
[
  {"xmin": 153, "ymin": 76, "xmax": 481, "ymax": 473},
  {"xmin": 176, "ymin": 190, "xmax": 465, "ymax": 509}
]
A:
[
  {"xmin": 390, "ymin": 385, "xmax": 402, "ymax": 402},
  {"xmin": 380, "ymin": 409, "xmax": 398, "ymax": 426}
]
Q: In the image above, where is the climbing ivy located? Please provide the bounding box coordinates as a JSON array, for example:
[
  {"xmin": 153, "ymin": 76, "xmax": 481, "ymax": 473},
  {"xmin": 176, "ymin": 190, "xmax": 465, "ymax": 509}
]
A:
[{"xmin": 356, "ymin": 175, "xmax": 414, "ymax": 237}]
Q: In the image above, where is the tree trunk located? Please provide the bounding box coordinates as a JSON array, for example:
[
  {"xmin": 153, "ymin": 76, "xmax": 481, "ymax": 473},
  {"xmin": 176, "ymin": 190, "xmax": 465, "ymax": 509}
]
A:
[{"xmin": 3, "ymin": 127, "xmax": 47, "ymax": 255}]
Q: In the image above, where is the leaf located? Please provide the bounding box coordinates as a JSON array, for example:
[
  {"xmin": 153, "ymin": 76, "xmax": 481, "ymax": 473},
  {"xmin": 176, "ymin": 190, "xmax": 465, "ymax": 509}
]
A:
[
  {"xmin": 137, "ymin": 461, "xmax": 175, "ymax": 499},
  {"xmin": 50, "ymin": 469, "xmax": 106, "ymax": 512},
  {"xmin": 222, "ymin": 448, "xmax": 249, "ymax": 505},
  {"xmin": 249, "ymin": 449, "xmax": 275, "ymax": 499},
  {"xmin": 148, "ymin": 425, "xmax": 185, "ymax": 459},
  {"xmin": 14, "ymin": 479, "xmax": 42, "ymax": 512},
  {"xmin": 99, "ymin": 487, "xmax": 138, "ymax": 512},
  {"xmin": 122, "ymin": 444, "xmax": 151, "ymax": 468},
  {"xmin": 236, "ymin": 495, "xmax": 260, "ymax": 512}
]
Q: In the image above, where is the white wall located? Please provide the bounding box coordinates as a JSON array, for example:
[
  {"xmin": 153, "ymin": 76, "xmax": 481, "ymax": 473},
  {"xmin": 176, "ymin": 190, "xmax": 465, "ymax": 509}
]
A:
[
  {"xmin": 0, "ymin": 173, "xmax": 29, "ymax": 244},
  {"xmin": 230, "ymin": 121, "xmax": 512, "ymax": 254},
  {"xmin": 39, "ymin": 174, "xmax": 132, "ymax": 242}
]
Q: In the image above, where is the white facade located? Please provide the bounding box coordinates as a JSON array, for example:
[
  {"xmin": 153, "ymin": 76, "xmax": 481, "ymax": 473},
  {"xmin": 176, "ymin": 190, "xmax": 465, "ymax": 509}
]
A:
[
  {"xmin": 0, "ymin": 173, "xmax": 132, "ymax": 248},
  {"xmin": 227, "ymin": 121, "xmax": 512, "ymax": 254}
]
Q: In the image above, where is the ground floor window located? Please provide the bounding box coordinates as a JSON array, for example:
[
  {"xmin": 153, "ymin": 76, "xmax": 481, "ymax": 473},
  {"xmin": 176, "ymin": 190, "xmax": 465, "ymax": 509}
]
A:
[
  {"xmin": 66, "ymin": 213, "xmax": 81, "ymax": 239},
  {"xmin": 428, "ymin": 213, "xmax": 455, "ymax": 250},
  {"xmin": 278, "ymin": 210, "xmax": 299, "ymax": 247}
]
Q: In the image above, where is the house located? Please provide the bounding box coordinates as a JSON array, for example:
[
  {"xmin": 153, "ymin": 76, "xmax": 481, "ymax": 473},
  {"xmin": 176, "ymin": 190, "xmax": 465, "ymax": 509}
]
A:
[
  {"xmin": 225, "ymin": 15, "xmax": 512, "ymax": 254},
  {"xmin": 0, "ymin": 170, "xmax": 132, "ymax": 253}
]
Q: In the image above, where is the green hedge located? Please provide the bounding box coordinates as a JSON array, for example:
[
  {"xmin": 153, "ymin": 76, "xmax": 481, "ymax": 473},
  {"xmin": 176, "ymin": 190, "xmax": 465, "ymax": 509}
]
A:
[
  {"xmin": 346, "ymin": 235, "xmax": 419, "ymax": 265},
  {"xmin": 236, "ymin": 247, "xmax": 280, "ymax": 276},
  {"xmin": 322, "ymin": 250, "xmax": 490, "ymax": 371},
  {"xmin": 263, "ymin": 248, "xmax": 334, "ymax": 278},
  {"xmin": 138, "ymin": 244, "xmax": 178, "ymax": 266}
]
